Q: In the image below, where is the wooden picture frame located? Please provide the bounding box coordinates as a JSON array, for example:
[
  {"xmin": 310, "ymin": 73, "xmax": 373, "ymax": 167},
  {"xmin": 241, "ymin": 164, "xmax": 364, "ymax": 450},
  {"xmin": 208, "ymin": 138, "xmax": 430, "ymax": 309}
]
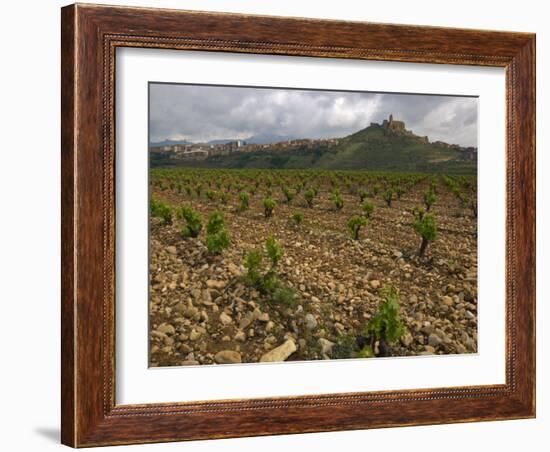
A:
[{"xmin": 61, "ymin": 3, "xmax": 535, "ymax": 447}]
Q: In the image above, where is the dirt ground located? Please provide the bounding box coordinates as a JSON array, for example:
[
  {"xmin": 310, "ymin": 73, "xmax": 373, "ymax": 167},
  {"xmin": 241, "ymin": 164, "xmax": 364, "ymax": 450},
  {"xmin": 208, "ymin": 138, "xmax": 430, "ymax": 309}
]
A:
[{"xmin": 148, "ymin": 171, "xmax": 478, "ymax": 367}]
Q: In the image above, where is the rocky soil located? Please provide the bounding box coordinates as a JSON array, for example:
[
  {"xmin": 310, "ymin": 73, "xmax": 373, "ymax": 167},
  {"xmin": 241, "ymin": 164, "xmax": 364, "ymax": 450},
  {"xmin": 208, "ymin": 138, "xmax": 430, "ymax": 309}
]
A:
[{"xmin": 149, "ymin": 177, "xmax": 477, "ymax": 367}]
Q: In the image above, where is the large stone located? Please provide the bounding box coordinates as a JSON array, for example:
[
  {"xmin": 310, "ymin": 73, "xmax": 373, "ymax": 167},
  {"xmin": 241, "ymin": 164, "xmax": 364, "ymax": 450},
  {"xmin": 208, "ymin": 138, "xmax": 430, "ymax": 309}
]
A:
[
  {"xmin": 214, "ymin": 350, "xmax": 242, "ymax": 364},
  {"xmin": 260, "ymin": 339, "xmax": 297, "ymax": 363}
]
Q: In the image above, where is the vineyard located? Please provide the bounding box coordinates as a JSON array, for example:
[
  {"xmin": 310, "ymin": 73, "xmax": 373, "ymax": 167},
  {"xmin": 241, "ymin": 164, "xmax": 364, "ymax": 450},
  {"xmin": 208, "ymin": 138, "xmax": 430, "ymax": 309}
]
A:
[{"xmin": 149, "ymin": 168, "xmax": 478, "ymax": 366}]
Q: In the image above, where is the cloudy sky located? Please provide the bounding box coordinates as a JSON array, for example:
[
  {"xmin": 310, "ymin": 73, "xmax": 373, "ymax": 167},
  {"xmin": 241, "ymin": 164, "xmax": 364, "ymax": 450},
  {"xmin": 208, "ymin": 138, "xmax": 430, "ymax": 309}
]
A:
[{"xmin": 149, "ymin": 83, "xmax": 478, "ymax": 147}]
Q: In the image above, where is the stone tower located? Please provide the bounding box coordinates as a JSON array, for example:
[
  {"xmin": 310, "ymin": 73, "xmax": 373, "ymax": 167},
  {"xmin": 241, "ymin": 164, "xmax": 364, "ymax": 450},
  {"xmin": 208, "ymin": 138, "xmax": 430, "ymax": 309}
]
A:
[{"xmin": 384, "ymin": 114, "xmax": 406, "ymax": 133}]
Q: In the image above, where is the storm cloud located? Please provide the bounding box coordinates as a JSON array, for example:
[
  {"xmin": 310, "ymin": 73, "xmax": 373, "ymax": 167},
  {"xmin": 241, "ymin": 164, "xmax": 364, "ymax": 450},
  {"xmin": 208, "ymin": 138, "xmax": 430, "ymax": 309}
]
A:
[{"xmin": 149, "ymin": 83, "xmax": 478, "ymax": 147}]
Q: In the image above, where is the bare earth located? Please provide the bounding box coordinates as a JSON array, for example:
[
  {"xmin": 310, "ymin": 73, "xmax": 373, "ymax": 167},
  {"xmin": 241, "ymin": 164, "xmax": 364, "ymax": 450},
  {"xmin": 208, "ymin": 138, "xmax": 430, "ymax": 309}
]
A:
[{"xmin": 149, "ymin": 174, "xmax": 477, "ymax": 367}]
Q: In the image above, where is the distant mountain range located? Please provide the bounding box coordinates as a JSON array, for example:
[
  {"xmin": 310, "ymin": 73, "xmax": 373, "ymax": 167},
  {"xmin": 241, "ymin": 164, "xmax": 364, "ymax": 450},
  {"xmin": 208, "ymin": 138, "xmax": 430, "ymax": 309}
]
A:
[
  {"xmin": 150, "ymin": 139, "xmax": 193, "ymax": 147},
  {"xmin": 151, "ymin": 116, "xmax": 477, "ymax": 174},
  {"xmin": 241, "ymin": 133, "xmax": 300, "ymax": 145},
  {"xmin": 151, "ymin": 133, "xmax": 300, "ymax": 147}
]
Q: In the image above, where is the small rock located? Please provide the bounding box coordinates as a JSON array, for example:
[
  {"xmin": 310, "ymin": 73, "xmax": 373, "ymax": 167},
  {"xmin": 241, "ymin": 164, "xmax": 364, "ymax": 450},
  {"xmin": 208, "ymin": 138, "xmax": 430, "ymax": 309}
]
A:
[
  {"xmin": 214, "ymin": 350, "xmax": 242, "ymax": 364},
  {"xmin": 189, "ymin": 329, "xmax": 202, "ymax": 341},
  {"xmin": 201, "ymin": 289, "xmax": 213, "ymax": 306},
  {"xmin": 304, "ymin": 313, "xmax": 318, "ymax": 331},
  {"xmin": 239, "ymin": 313, "xmax": 254, "ymax": 330},
  {"xmin": 183, "ymin": 304, "xmax": 199, "ymax": 319},
  {"xmin": 428, "ymin": 333, "xmax": 442, "ymax": 347},
  {"xmin": 400, "ymin": 332, "xmax": 413, "ymax": 347},
  {"xmin": 370, "ymin": 280, "xmax": 381, "ymax": 289},
  {"xmin": 178, "ymin": 343, "xmax": 192, "ymax": 353},
  {"xmin": 234, "ymin": 331, "xmax": 246, "ymax": 342},
  {"xmin": 318, "ymin": 338, "xmax": 335, "ymax": 356},
  {"xmin": 227, "ymin": 262, "xmax": 242, "ymax": 276},
  {"xmin": 180, "ymin": 360, "xmax": 199, "ymax": 366},
  {"xmin": 206, "ymin": 279, "xmax": 226, "ymax": 290},
  {"xmin": 151, "ymin": 331, "xmax": 167, "ymax": 341},
  {"xmin": 442, "ymin": 296, "xmax": 454, "ymax": 306},
  {"xmin": 157, "ymin": 323, "xmax": 175, "ymax": 335},
  {"xmin": 421, "ymin": 324, "xmax": 434, "ymax": 335},
  {"xmin": 260, "ymin": 339, "xmax": 297, "ymax": 362},
  {"xmin": 455, "ymin": 343, "xmax": 467, "ymax": 354},
  {"xmin": 219, "ymin": 312, "xmax": 233, "ymax": 325},
  {"xmin": 166, "ymin": 246, "xmax": 177, "ymax": 255},
  {"xmin": 257, "ymin": 312, "xmax": 270, "ymax": 322}
]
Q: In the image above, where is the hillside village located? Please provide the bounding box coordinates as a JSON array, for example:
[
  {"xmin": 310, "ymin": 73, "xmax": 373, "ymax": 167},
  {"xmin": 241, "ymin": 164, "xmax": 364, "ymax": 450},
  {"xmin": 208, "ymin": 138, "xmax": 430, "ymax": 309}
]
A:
[
  {"xmin": 150, "ymin": 115, "xmax": 477, "ymax": 166},
  {"xmin": 150, "ymin": 137, "xmax": 342, "ymax": 161}
]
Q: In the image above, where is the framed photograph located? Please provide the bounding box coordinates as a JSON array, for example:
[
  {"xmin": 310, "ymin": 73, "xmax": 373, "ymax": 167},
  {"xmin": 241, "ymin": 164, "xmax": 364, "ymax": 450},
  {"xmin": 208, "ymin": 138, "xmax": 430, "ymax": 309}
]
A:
[{"xmin": 61, "ymin": 3, "xmax": 535, "ymax": 447}]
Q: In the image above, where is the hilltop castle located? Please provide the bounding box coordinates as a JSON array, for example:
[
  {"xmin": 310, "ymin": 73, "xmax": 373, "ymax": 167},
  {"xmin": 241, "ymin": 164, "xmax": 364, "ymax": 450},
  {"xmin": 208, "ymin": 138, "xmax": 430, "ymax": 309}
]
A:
[
  {"xmin": 382, "ymin": 114, "xmax": 407, "ymax": 133},
  {"xmin": 371, "ymin": 114, "xmax": 429, "ymax": 144}
]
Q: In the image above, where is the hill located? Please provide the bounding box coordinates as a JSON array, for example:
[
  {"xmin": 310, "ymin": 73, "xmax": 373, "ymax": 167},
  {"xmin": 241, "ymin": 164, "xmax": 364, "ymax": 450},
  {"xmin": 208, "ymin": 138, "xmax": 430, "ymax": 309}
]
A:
[
  {"xmin": 315, "ymin": 119, "xmax": 476, "ymax": 173},
  {"xmin": 152, "ymin": 115, "xmax": 477, "ymax": 174}
]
